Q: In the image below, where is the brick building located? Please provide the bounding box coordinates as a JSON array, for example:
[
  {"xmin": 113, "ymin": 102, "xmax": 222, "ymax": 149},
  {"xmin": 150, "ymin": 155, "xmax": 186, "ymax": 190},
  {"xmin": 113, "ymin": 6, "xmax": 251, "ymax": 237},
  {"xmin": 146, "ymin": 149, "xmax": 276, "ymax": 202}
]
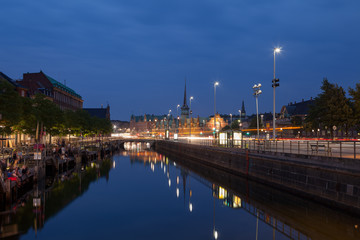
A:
[{"xmin": 18, "ymin": 71, "xmax": 83, "ymax": 110}]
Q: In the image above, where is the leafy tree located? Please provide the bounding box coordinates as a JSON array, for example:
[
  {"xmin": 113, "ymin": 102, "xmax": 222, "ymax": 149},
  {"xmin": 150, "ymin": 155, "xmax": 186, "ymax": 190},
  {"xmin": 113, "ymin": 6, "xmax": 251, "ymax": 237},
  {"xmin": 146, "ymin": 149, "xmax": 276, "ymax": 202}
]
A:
[
  {"xmin": 306, "ymin": 78, "xmax": 354, "ymax": 137},
  {"xmin": 32, "ymin": 94, "xmax": 63, "ymax": 137},
  {"xmin": 222, "ymin": 125, "xmax": 231, "ymax": 131},
  {"xmin": 349, "ymin": 82, "xmax": 360, "ymax": 130},
  {"xmin": 249, "ymin": 116, "xmax": 258, "ymax": 129},
  {"xmin": 0, "ymin": 81, "xmax": 22, "ymax": 135},
  {"xmin": 230, "ymin": 120, "xmax": 240, "ymax": 130}
]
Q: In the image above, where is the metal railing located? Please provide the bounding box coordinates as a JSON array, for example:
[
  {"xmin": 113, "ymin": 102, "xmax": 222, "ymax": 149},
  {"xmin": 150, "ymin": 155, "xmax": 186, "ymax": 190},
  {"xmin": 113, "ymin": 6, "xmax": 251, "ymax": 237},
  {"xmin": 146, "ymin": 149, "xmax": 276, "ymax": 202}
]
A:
[{"xmin": 177, "ymin": 138, "xmax": 360, "ymax": 160}]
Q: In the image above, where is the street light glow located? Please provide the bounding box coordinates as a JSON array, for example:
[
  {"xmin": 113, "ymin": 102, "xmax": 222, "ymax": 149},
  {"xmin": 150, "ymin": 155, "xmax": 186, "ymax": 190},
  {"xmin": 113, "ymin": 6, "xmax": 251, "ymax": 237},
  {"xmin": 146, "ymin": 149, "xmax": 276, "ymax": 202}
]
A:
[
  {"xmin": 214, "ymin": 81, "xmax": 219, "ymax": 86},
  {"xmin": 274, "ymin": 47, "xmax": 281, "ymax": 53},
  {"xmin": 214, "ymin": 230, "xmax": 218, "ymax": 239}
]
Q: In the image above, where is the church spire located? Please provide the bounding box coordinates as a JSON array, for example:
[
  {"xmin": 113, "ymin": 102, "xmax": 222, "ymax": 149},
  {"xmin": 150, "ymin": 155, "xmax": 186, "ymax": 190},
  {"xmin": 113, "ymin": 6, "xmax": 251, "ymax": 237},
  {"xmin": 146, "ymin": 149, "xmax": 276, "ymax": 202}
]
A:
[
  {"xmin": 241, "ymin": 100, "xmax": 246, "ymax": 117},
  {"xmin": 181, "ymin": 78, "xmax": 189, "ymax": 118}
]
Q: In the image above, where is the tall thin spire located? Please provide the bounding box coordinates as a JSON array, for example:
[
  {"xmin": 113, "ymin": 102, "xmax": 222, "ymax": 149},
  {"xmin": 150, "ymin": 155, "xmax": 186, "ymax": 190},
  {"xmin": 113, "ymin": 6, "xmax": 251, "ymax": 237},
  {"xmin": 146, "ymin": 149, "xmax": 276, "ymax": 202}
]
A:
[{"xmin": 181, "ymin": 78, "xmax": 189, "ymax": 118}]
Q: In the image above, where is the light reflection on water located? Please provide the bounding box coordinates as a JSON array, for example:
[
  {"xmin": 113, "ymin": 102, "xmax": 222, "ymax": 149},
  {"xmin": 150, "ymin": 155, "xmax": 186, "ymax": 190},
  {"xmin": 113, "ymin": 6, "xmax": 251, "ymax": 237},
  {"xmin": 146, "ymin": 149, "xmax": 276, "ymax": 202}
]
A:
[{"xmin": 0, "ymin": 143, "xmax": 359, "ymax": 239}]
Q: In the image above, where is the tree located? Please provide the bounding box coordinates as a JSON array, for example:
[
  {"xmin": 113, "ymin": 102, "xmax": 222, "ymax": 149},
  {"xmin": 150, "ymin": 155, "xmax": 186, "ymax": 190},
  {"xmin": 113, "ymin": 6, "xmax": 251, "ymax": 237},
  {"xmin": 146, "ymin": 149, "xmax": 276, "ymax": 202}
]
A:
[
  {"xmin": 349, "ymin": 82, "xmax": 360, "ymax": 131},
  {"xmin": 306, "ymin": 78, "xmax": 354, "ymax": 137},
  {"xmin": 230, "ymin": 120, "xmax": 240, "ymax": 130},
  {"xmin": 0, "ymin": 81, "xmax": 22, "ymax": 135}
]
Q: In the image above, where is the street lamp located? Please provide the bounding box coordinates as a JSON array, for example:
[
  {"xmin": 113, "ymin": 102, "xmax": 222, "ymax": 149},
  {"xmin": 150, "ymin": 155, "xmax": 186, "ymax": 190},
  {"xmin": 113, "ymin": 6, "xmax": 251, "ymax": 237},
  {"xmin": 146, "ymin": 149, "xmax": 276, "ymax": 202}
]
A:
[
  {"xmin": 214, "ymin": 82, "xmax": 219, "ymax": 138},
  {"xmin": 168, "ymin": 109, "xmax": 172, "ymax": 129},
  {"xmin": 177, "ymin": 104, "xmax": 180, "ymax": 118},
  {"xmin": 229, "ymin": 113, "xmax": 232, "ymax": 125},
  {"xmin": 273, "ymin": 47, "xmax": 281, "ymax": 140},
  {"xmin": 238, "ymin": 109, "xmax": 242, "ymax": 124},
  {"xmin": 189, "ymin": 96, "xmax": 194, "ymax": 139},
  {"xmin": 253, "ymin": 83, "xmax": 262, "ymax": 139}
]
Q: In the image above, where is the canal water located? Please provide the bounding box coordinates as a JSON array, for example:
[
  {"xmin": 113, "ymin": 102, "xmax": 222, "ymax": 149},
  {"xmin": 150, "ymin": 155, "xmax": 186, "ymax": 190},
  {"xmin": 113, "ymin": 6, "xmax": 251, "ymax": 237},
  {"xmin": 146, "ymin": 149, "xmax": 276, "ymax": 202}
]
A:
[{"xmin": 2, "ymin": 146, "xmax": 360, "ymax": 239}]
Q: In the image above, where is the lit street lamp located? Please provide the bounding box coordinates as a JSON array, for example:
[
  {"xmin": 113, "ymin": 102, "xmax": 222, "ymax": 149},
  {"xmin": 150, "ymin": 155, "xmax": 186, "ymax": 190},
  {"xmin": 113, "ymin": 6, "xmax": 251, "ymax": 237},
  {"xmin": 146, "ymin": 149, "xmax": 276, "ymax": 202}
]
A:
[
  {"xmin": 229, "ymin": 113, "xmax": 232, "ymax": 125},
  {"xmin": 238, "ymin": 110, "xmax": 242, "ymax": 129},
  {"xmin": 189, "ymin": 96, "xmax": 194, "ymax": 139},
  {"xmin": 253, "ymin": 83, "xmax": 262, "ymax": 139},
  {"xmin": 272, "ymin": 47, "xmax": 281, "ymax": 140},
  {"xmin": 214, "ymin": 82, "xmax": 219, "ymax": 138},
  {"xmin": 177, "ymin": 104, "xmax": 180, "ymax": 118}
]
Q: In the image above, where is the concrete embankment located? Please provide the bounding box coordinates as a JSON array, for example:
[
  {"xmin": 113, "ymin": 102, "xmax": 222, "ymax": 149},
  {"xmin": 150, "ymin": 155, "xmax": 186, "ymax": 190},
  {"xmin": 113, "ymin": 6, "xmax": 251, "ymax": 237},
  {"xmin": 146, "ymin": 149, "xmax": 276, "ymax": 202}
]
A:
[{"xmin": 155, "ymin": 140, "xmax": 360, "ymax": 215}]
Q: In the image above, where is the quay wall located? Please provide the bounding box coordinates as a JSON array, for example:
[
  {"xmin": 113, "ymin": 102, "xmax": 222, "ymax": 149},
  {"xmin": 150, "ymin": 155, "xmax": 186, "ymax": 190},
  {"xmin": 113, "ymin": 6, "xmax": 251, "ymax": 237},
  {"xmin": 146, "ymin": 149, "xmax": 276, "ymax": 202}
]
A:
[{"xmin": 155, "ymin": 140, "xmax": 360, "ymax": 214}]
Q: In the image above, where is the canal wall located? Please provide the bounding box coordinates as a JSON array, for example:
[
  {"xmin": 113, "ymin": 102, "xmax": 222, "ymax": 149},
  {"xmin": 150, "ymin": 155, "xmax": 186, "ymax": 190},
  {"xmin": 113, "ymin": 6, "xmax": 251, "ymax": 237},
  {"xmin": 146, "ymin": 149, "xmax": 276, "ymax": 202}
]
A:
[
  {"xmin": 169, "ymin": 153, "xmax": 360, "ymax": 240},
  {"xmin": 155, "ymin": 140, "xmax": 360, "ymax": 215}
]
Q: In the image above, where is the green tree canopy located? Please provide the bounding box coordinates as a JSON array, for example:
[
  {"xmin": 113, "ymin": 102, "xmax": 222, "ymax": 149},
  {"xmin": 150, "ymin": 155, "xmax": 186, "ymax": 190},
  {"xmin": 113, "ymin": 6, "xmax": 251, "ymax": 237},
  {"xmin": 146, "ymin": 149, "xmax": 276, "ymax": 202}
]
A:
[
  {"xmin": 306, "ymin": 78, "xmax": 354, "ymax": 135},
  {"xmin": 0, "ymin": 81, "xmax": 22, "ymax": 135},
  {"xmin": 349, "ymin": 82, "xmax": 360, "ymax": 130}
]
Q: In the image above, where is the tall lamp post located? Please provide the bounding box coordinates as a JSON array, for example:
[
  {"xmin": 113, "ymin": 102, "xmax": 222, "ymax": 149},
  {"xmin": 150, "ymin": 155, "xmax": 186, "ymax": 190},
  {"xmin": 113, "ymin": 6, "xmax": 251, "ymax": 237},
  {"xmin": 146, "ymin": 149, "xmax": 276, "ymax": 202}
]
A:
[
  {"xmin": 272, "ymin": 47, "xmax": 281, "ymax": 140},
  {"xmin": 253, "ymin": 84, "xmax": 262, "ymax": 139},
  {"xmin": 214, "ymin": 82, "xmax": 219, "ymax": 138},
  {"xmin": 189, "ymin": 96, "xmax": 194, "ymax": 139},
  {"xmin": 176, "ymin": 104, "xmax": 180, "ymax": 118},
  {"xmin": 229, "ymin": 113, "xmax": 232, "ymax": 125},
  {"xmin": 167, "ymin": 109, "xmax": 171, "ymax": 139},
  {"xmin": 168, "ymin": 109, "xmax": 172, "ymax": 128},
  {"xmin": 238, "ymin": 110, "xmax": 242, "ymax": 128}
]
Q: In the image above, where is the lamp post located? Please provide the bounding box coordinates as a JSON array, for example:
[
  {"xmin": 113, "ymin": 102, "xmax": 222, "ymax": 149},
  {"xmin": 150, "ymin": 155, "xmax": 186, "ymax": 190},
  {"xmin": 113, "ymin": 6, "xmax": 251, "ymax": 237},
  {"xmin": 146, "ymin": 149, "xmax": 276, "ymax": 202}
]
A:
[
  {"xmin": 214, "ymin": 82, "xmax": 219, "ymax": 139},
  {"xmin": 168, "ymin": 109, "xmax": 172, "ymax": 129},
  {"xmin": 189, "ymin": 96, "xmax": 194, "ymax": 140},
  {"xmin": 177, "ymin": 104, "xmax": 180, "ymax": 118},
  {"xmin": 229, "ymin": 113, "xmax": 232, "ymax": 125},
  {"xmin": 238, "ymin": 110, "xmax": 242, "ymax": 127},
  {"xmin": 273, "ymin": 47, "xmax": 281, "ymax": 140},
  {"xmin": 253, "ymin": 84, "xmax": 262, "ymax": 139}
]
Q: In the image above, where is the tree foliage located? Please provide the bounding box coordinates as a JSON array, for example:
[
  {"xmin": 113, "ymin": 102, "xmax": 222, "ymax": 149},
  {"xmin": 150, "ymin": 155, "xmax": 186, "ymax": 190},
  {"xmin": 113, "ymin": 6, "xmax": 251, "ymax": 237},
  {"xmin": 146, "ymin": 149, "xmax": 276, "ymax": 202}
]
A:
[
  {"xmin": 306, "ymin": 78, "xmax": 354, "ymax": 136},
  {"xmin": 0, "ymin": 81, "xmax": 22, "ymax": 135},
  {"xmin": 0, "ymin": 84, "xmax": 112, "ymax": 138},
  {"xmin": 349, "ymin": 82, "xmax": 360, "ymax": 130}
]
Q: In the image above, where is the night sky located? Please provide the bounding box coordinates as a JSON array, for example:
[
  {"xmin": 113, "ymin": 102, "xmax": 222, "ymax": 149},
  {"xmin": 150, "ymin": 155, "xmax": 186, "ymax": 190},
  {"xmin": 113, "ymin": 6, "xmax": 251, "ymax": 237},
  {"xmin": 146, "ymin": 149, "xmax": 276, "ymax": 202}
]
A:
[{"xmin": 1, "ymin": 0, "xmax": 359, "ymax": 120}]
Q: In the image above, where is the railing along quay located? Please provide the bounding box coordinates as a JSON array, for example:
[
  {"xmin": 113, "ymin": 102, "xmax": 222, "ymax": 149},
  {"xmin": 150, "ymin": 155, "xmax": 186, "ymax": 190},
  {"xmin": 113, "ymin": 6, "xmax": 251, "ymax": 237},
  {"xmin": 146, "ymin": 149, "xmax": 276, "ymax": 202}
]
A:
[{"xmin": 177, "ymin": 138, "xmax": 360, "ymax": 160}]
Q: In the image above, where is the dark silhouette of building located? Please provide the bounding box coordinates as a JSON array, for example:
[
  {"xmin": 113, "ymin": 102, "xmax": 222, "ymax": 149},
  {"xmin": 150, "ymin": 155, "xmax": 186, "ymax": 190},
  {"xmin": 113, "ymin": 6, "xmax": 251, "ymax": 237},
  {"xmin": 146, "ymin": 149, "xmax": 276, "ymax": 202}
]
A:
[
  {"xmin": 241, "ymin": 100, "xmax": 246, "ymax": 118},
  {"xmin": 83, "ymin": 104, "xmax": 110, "ymax": 120},
  {"xmin": 0, "ymin": 72, "xmax": 28, "ymax": 97}
]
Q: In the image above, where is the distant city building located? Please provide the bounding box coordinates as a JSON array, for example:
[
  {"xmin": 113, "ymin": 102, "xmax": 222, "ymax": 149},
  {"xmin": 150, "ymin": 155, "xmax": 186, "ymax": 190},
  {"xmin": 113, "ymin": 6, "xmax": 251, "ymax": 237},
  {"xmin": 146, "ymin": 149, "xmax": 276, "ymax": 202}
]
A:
[
  {"xmin": 18, "ymin": 71, "xmax": 83, "ymax": 110},
  {"xmin": 278, "ymin": 98, "xmax": 315, "ymax": 126},
  {"xmin": 129, "ymin": 80, "xmax": 230, "ymax": 136},
  {"xmin": 0, "ymin": 72, "xmax": 28, "ymax": 97},
  {"xmin": 83, "ymin": 104, "xmax": 110, "ymax": 120},
  {"xmin": 111, "ymin": 120, "xmax": 130, "ymax": 133}
]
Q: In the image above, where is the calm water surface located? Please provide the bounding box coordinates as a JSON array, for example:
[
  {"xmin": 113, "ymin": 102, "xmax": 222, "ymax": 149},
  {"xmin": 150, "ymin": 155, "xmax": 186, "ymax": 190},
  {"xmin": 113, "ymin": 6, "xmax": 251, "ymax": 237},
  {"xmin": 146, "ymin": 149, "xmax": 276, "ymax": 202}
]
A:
[{"xmin": 4, "ymin": 149, "xmax": 360, "ymax": 240}]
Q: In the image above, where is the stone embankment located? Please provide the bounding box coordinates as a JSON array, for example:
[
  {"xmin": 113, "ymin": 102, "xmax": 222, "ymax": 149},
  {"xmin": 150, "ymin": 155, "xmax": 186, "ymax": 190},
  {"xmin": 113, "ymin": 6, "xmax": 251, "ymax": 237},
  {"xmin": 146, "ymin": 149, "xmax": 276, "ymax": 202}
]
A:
[{"xmin": 155, "ymin": 140, "xmax": 360, "ymax": 214}]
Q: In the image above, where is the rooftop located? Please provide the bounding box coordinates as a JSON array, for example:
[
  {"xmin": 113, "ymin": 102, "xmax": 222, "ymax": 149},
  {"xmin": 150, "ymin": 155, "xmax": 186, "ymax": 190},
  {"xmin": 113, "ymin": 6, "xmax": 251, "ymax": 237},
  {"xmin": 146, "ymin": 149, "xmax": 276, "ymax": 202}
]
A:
[{"xmin": 45, "ymin": 74, "xmax": 82, "ymax": 99}]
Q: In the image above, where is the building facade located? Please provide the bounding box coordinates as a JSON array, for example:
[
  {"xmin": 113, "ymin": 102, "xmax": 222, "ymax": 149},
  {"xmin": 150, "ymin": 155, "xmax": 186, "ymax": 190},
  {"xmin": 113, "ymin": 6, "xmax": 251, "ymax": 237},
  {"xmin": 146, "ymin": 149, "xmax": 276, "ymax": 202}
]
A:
[{"xmin": 18, "ymin": 71, "xmax": 83, "ymax": 111}]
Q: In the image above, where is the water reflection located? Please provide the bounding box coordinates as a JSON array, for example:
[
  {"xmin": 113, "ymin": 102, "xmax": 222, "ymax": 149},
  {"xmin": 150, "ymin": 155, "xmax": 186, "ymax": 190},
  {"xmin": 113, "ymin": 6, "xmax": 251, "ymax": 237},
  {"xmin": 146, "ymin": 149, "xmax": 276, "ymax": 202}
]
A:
[
  {"xmin": 0, "ymin": 158, "xmax": 113, "ymax": 239},
  {"xmin": 1, "ymin": 143, "xmax": 359, "ymax": 239},
  {"xmin": 125, "ymin": 145, "xmax": 360, "ymax": 240}
]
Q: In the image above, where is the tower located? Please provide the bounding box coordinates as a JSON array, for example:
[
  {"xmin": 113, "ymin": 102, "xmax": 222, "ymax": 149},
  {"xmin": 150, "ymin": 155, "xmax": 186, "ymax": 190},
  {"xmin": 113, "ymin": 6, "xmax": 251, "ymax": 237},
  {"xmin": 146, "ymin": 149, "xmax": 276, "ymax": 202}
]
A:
[
  {"xmin": 241, "ymin": 100, "xmax": 246, "ymax": 118},
  {"xmin": 181, "ymin": 79, "xmax": 189, "ymax": 119}
]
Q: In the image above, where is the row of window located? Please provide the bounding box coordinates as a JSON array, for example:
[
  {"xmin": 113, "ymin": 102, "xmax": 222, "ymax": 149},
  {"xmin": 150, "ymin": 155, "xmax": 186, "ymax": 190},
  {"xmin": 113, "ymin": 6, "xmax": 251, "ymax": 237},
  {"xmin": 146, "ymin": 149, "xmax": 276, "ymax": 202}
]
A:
[{"xmin": 54, "ymin": 90, "xmax": 82, "ymax": 108}]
